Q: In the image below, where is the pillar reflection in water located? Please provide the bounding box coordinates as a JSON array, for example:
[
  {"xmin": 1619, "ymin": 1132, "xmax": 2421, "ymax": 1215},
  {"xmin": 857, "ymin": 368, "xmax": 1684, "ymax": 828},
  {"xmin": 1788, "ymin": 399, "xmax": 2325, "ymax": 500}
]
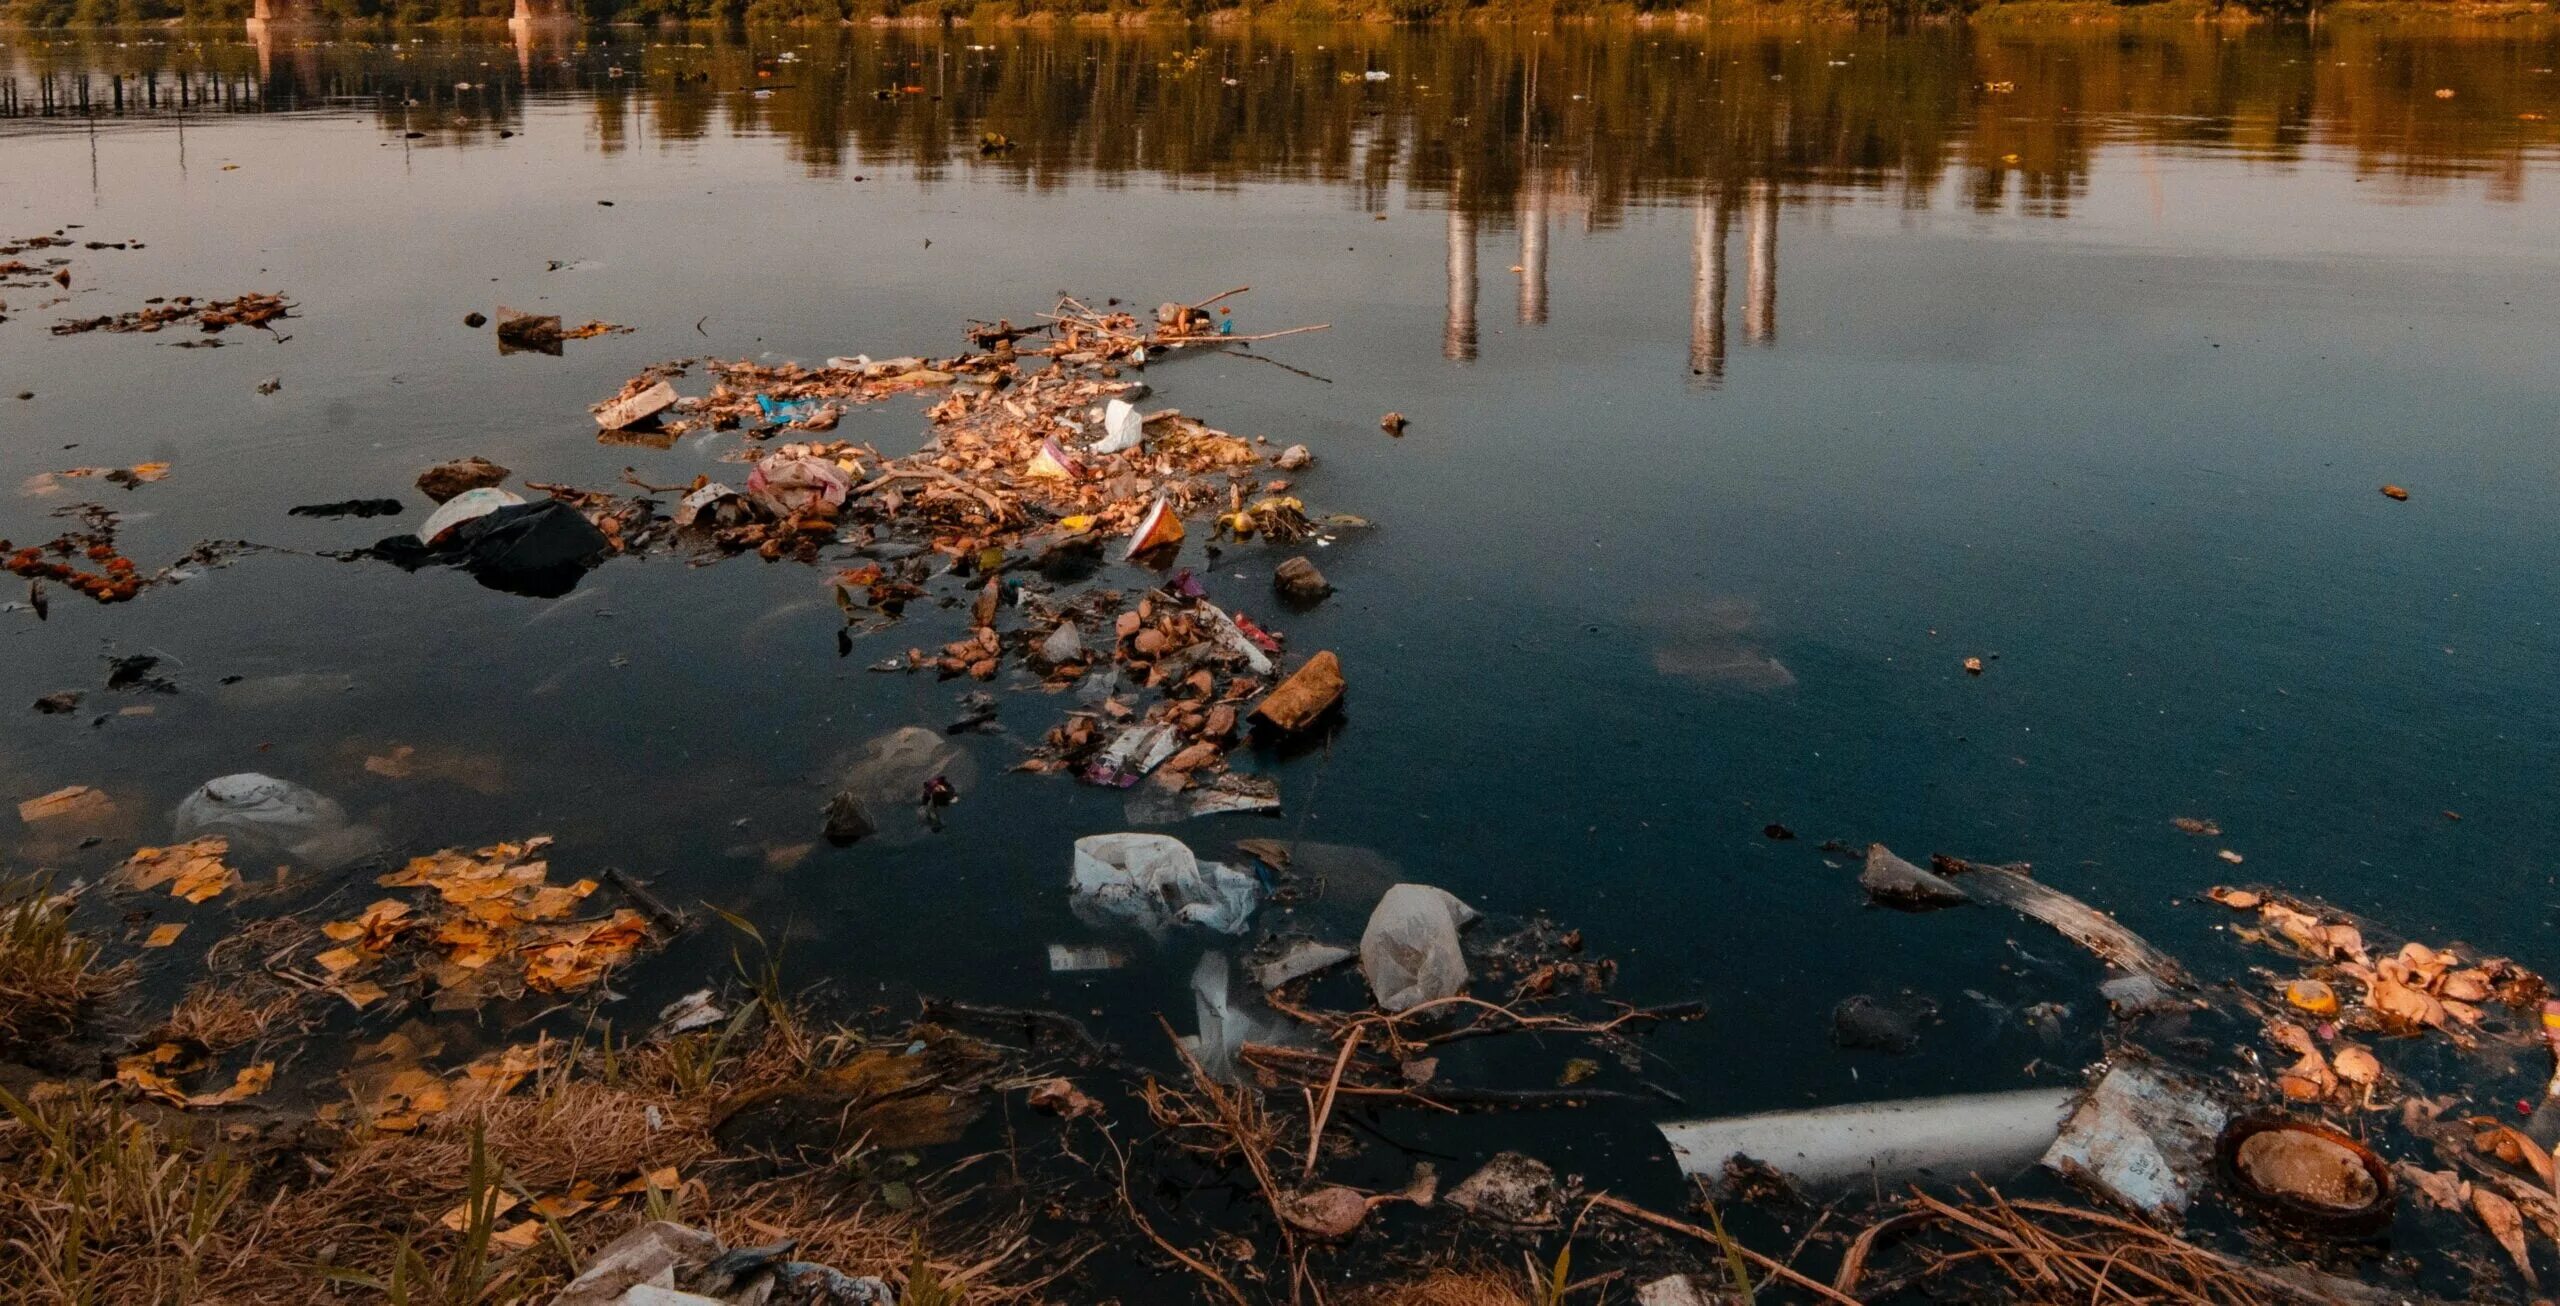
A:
[
  {"xmin": 1518, "ymin": 183, "xmax": 1549, "ymax": 326},
  {"xmin": 1445, "ymin": 204, "xmax": 1478, "ymax": 362},
  {"xmin": 1689, "ymin": 194, "xmax": 1732, "ymax": 386},
  {"xmin": 1745, "ymin": 180, "xmax": 1778, "ymax": 346}
]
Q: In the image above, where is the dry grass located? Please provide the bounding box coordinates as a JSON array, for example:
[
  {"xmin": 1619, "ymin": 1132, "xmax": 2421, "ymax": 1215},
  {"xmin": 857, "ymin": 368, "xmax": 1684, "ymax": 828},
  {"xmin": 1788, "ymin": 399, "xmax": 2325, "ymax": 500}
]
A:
[
  {"xmin": 0, "ymin": 892, "xmax": 1047, "ymax": 1304},
  {"xmin": 1347, "ymin": 1268, "xmax": 1536, "ymax": 1306},
  {"xmin": 152, "ymin": 979, "xmax": 313, "ymax": 1055},
  {"xmin": 0, "ymin": 1081, "xmax": 251, "ymax": 1304},
  {"xmin": 0, "ymin": 880, "xmax": 129, "ymax": 1048}
]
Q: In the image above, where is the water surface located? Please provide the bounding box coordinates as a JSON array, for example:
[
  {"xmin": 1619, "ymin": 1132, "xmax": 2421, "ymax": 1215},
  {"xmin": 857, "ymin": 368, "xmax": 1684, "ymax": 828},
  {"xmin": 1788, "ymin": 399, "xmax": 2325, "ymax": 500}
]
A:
[{"xmin": 4, "ymin": 21, "xmax": 2559, "ymax": 1137}]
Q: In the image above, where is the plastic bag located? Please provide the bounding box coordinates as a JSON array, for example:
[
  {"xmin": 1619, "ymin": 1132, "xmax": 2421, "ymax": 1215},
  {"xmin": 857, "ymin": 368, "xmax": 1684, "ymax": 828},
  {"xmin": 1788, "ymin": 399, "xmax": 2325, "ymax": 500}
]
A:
[
  {"xmin": 173, "ymin": 772, "xmax": 383, "ymax": 868},
  {"xmin": 746, "ymin": 452, "xmax": 851, "ymax": 516},
  {"xmin": 1070, "ymin": 833, "xmax": 1261, "ymax": 939},
  {"xmin": 1187, "ymin": 951, "xmax": 1301, "ymax": 1082},
  {"xmin": 829, "ymin": 727, "xmax": 974, "ymax": 846},
  {"xmin": 1090, "ymin": 398, "xmax": 1147, "ymax": 455},
  {"xmin": 1360, "ymin": 883, "xmax": 1478, "ymax": 1012},
  {"xmin": 415, "ymin": 486, "xmax": 523, "ymax": 545}
]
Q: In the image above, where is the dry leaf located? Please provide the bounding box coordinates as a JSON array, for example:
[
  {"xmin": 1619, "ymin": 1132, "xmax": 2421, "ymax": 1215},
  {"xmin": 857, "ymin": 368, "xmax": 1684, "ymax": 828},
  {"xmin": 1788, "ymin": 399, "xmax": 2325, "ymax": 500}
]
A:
[
  {"xmin": 2473, "ymin": 1186, "xmax": 2537, "ymax": 1286},
  {"xmin": 440, "ymin": 1192, "xmax": 524, "ymax": 1231},
  {"xmin": 2396, "ymin": 1163, "xmax": 2467, "ymax": 1212},
  {"xmin": 2368, "ymin": 975, "xmax": 2449, "ymax": 1030},
  {"xmin": 2205, "ymin": 884, "xmax": 2258, "ymax": 909},
  {"xmin": 337, "ymin": 980, "xmax": 389, "ymax": 1011},
  {"xmin": 17, "ymin": 784, "xmax": 110, "ymax": 823},
  {"xmin": 2267, "ymin": 1020, "xmax": 2317, "ymax": 1057},
  {"xmin": 143, "ymin": 923, "xmax": 186, "ymax": 948},
  {"xmin": 1027, "ymin": 1077, "xmax": 1102, "ymax": 1119},
  {"xmin": 1279, "ymin": 1185, "xmax": 1370, "ymax": 1238},
  {"xmin": 2276, "ymin": 1050, "xmax": 2335, "ymax": 1102},
  {"xmin": 2332, "ymin": 1044, "xmax": 2382, "ymax": 1087},
  {"xmin": 187, "ymin": 1062, "xmax": 273, "ymax": 1108},
  {"xmin": 122, "ymin": 839, "xmax": 238, "ymax": 904},
  {"xmin": 2174, "ymin": 817, "xmax": 2223, "ymax": 837},
  {"xmin": 614, "ymin": 1165, "xmax": 680, "ymax": 1196},
  {"xmin": 489, "ymin": 1221, "xmax": 544, "ymax": 1250},
  {"xmin": 2474, "ymin": 1123, "xmax": 2558, "ymax": 1189}
]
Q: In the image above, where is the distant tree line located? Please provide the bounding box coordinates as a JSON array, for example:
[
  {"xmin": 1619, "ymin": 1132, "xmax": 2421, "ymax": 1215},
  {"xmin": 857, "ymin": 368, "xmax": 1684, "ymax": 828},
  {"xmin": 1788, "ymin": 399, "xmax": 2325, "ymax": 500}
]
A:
[{"xmin": 0, "ymin": 0, "xmax": 2367, "ymax": 29}]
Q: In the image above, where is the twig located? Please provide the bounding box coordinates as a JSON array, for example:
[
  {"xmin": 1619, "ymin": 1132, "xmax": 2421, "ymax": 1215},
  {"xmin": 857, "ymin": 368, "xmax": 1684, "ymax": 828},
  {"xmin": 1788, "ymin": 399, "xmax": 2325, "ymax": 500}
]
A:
[
  {"xmin": 1099, "ymin": 1124, "xmax": 1250, "ymax": 1306},
  {"xmin": 602, "ymin": 867, "xmax": 684, "ymax": 934},
  {"xmin": 1188, "ymin": 285, "xmax": 1252, "ymax": 312},
  {"xmin": 1152, "ymin": 323, "xmax": 1330, "ymax": 348},
  {"xmin": 1582, "ymin": 1192, "xmax": 1867, "ymax": 1306},
  {"xmin": 1302, "ymin": 1026, "xmax": 1360, "ymax": 1182},
  {"xmin": 856, "ymin": 466, "xmax": 1016, "ymax": 522}
]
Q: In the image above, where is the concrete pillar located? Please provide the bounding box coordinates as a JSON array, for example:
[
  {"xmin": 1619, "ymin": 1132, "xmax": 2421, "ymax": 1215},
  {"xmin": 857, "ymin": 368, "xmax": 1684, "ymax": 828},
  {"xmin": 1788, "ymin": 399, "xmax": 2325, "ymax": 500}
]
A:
[
  {"xmin": 1689, "ymin": 194, "xmax": 1732, "ymax": 387},
  {"xmin": 1745, "ymin": 181, "xmax": 1777, "ymax": 346},
  {"xmin": 1444, "ymin": 203, "xmax": 1478, "ymax": 363}
]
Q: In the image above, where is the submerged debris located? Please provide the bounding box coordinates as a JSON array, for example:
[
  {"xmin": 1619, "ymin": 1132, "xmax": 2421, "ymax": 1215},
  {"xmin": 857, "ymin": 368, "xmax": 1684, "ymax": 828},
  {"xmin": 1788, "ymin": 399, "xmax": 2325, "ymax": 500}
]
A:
[{"xmin": 51, "ymin": 292, "xmax": 292, "ymax": 337}]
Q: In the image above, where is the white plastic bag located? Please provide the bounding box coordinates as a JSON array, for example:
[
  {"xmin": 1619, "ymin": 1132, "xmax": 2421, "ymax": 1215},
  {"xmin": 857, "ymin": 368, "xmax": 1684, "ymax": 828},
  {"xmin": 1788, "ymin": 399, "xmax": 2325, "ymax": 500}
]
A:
[
  {"xmin": 1090, "ymin": 398, "xmax": 1147, "ymax": 455},
  {"xmin": 1187, "ymin": 951, "xmax": 1301, "ymax": 1082},
  {"xmin": 1070, "ymin": 833, "xmax": 1261, "ymax": 939},
  {"xmin": 1360, "ymin": 883, "xmax": 1478, "ymax": 1013},
  {"xmin": 173, "ymin": 772, "xmax": 382, "ymax": 867}
]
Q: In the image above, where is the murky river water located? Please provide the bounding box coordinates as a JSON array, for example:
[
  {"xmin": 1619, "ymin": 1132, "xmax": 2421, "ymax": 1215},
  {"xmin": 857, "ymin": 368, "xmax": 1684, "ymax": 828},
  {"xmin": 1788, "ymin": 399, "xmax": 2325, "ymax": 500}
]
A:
[{"xmin": 4, "ymin": 21, "xmax": 2559, "ymax": 1172}]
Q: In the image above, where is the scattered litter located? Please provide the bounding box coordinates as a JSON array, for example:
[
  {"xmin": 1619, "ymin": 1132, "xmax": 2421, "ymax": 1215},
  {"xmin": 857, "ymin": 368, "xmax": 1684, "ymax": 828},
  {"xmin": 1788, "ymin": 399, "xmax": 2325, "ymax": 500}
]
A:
[
  {"xmin": 1360, "ymin": 883, "xmax": 1476, "ymax": 1012},
  {"xmin": 2219, "ymin": 1117, "xmax": 2393, "ymax": 1236},
  {"xmin": 1446, "ymin": 1152, "xmax": 1558, "ymax": 1226},
  {"xmin": 656, "ymin": 990, "xmax": 727, "ymax": 1036},
  {"xmin": 371, "ymin": 498, "xmax": 608, "ymax": 598},
  {"xmin": 172, "ymin": 771, "xmax": 382, "ymax": 867},
  {"xmin": 1252, "ymin": 649, "xmax": 1344, "ymax": 733},
  {"xmin": 494, "ymin": 306, "xmax": 562, "ymax": 354},
  {"xmin": 593, "ymin": 379, "xmax": 678, "ymax": 431},
  {"xmin": 1861, "ymin": 843, "xmax": 1966, "ymax": 911},
  {"xmin": 1047, "ymin": 942, "xmax": 1125, "ymax": 973},
  {"xmin": 1273, "ymin": 555, "xmax": 1331, "ymax": 603},
  {"xmin": 52, "ymin": 292, "xmax": 292, "ymax": 337},
  {"xmin": 1069, "ymin": 832, "xmax": 1261, "ymax": 939},
  {"xmin": 289, "ymin": 498, "xmax": 404, "ymax": 519},
  {"xmin": 1255, "ymin": 940, "xmax": 1355, "ymax": 991},
  {"xmin": 825, "ymin": 726, "xmax": 975, "ymax": 844},
  {"xmin": 2041, "ymin": 1057, "xmax": 2229, "ymax": 1222},
  {"xmin": 415, "ymin": 456, "xmax": 511, "ymax": 504},
  {"xmin": 1935, "ymin": 854, "xmax": 2191, "ymax": 987},
  {"xmin": 1659, "ymin": 1087, "xmax": 2076, "ymax": 1188},
  {"xmin": 1832, "ymin": 992, "xmax": 1936, "ymax": 1054},
  {"xmin": 1187, "ymin": 950, "xmax": 1300, "ymax": 1079}
]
